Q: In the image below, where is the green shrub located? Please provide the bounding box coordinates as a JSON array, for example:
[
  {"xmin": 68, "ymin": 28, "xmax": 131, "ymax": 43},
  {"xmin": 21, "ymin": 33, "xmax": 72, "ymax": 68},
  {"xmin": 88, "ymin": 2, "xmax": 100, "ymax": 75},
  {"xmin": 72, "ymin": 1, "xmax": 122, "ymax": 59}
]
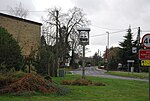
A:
[
  {"xmin": 44, "ymin": 75, "xmax": 52, "ymax": 82},
  {"xmin": 0, "ymin": 71, "xmax": 27, "ymax": 89},
  {"xmin": 0, "ymin": 75, "xmax": 15, "ymax": 88},
  {"xmin": 11, "ymin": 71, "xmax": 26, "ymax": 78}
]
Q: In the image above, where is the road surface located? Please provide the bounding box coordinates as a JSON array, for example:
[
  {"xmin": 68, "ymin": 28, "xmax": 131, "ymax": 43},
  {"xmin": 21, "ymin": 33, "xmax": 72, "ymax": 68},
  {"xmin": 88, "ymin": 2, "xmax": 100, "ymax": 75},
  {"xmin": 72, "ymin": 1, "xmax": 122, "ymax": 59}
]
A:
[{"xmin": 70, "ymin": 66, "xmax": 148, "ymax": 82}]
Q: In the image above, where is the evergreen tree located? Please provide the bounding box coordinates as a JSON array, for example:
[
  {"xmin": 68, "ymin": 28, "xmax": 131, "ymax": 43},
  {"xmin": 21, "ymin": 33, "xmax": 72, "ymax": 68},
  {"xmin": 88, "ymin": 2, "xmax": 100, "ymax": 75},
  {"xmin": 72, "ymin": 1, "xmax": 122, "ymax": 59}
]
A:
[
  {"xmin": 0, "ymin": 27, "xmax": 23, "ymax": 71},
  {"xmin": 119, "ymin": 27, "xmax": 134, "ymax": 66},
  {"xmin": 93, "ymin": 52, "xmax": 101, "ymax": 66},
  {"xmin": 35, "ymin": 36, "xmax": 56, "ymax": 76}
]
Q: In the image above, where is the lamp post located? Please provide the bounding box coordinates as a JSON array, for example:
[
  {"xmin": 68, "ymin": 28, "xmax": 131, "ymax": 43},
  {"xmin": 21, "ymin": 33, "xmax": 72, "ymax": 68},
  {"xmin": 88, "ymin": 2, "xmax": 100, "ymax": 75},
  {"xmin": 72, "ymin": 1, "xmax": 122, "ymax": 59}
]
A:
[{"xmin": 77, "ymin": 28, "xmax": 90, "ymax": 78}]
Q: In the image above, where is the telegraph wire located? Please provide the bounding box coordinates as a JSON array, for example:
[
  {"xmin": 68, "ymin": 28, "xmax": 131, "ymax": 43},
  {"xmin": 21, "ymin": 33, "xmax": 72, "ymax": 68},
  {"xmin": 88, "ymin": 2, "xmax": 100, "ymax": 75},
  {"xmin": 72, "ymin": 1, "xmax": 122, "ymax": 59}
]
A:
[
  {"xmin": 90, "ymin": 29, "xmax": 126, "ymax": 37},
  {"xmin": 110, "ymin": 29, "xmax": 127, "ymax": 34},
  {"xmin": 91, "ymin": 25, "xmax": 123, "ymax": 30},
  {"xmin": 0, "ymin": 9, "xmax": 141, "ymax": 37},
  {"xmin": 142, "ymin": 30, "xmax": 150, "ymax": 32},
  {"xmin": 90, "ymin": 27, "xmax": 138, "ymax": 38}
]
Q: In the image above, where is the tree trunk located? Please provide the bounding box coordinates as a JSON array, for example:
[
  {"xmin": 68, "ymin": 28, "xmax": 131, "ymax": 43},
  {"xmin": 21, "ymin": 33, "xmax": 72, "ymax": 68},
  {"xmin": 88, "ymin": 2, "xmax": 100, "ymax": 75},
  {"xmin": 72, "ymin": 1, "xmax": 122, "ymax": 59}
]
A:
[
  {"xmin": 47, "ymin": 59, "xmax": 50, "ymax": 76},
  {"xmin": 70, "ymin": 49, "xmax": 75, "ymax": 67}
]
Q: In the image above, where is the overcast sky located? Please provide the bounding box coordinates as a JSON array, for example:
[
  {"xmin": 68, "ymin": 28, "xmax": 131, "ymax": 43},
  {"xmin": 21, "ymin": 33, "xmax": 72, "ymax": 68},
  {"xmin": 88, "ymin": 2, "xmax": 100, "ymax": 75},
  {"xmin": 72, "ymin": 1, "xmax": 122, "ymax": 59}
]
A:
[{"xmin": 0, "ymin": 0, "xmax": 150, "ymax": 57}]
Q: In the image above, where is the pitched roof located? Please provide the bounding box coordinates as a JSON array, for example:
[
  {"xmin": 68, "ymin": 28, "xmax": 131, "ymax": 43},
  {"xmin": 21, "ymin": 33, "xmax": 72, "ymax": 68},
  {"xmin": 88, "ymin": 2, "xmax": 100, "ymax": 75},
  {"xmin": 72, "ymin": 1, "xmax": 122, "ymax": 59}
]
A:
[{"xmin": 0, "ymin": 12, "xmax": 42, "ymax": 26}]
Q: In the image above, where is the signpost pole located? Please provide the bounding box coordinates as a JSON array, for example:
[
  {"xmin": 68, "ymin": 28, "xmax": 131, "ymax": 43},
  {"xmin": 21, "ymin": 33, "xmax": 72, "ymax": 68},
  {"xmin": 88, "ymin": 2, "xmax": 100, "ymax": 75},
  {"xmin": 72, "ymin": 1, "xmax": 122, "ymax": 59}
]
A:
[
  {"xmin": 148, "ymin": 67, "xmax": 150, "ymax": 101},
  {"xmin": 127, "ymin": 62, "xmax": 129, "ymax": 74},
  {"xmin": 140, "ymin": 33, "xmax": 150, "ymax": 101},
  {"xmin": 82, "ymin": 44, "xmax": 85, "ymax": 78},
  {"xmin": 77, "ymin": 28, "xmax": 90, "ymax": 79}
]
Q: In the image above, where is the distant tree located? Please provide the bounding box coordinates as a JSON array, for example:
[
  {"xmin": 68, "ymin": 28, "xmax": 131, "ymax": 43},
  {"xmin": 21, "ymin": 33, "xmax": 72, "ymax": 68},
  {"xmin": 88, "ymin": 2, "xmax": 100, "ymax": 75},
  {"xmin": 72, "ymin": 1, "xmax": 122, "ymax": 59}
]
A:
[
  {"xmin": 0, "ymin": 27, "xmax": 23, "ymax": 71},
  {"xmin": 8, "ymin": 2, "xmax": 29, "ymax": 18},
  {"xmin": 119, "ymin": 27, "xmax": 134, "ymax": 66},
  {"xmin": 103, "ymin": 47, "xmax": 120, "ymax": 70},
  {"xmin": 108, "ymin": 47, "xmax": 120, "ymax": 70},
  {"xmin": 92, "ymin": 52, "xmax": 101, "ymax": 66}
]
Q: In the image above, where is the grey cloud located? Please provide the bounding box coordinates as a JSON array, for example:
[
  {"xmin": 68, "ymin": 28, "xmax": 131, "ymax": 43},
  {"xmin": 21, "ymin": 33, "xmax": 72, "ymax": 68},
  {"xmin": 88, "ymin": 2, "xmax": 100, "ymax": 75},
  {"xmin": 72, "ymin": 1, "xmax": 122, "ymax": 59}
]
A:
[
  {"xmin": 109, "ymin": 0, "xmax": 150, "ymax": 24},
  {"xmin": 84, "ymin": 0, "xmax": 150, "ymax": 47},
  {"xmin": 73, "ymin": 0, "xmax": 108, "ymax": 14}
]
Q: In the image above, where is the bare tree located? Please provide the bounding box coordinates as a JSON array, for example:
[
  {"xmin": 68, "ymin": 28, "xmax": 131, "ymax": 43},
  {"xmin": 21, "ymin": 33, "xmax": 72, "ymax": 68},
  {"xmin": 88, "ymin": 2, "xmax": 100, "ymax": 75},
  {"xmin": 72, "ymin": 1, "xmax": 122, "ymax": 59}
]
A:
[
  {"xmin": 8, "ymin": 2, "xmax": 29, "ymax": 18},
  {"xmin": 43, "ymin": 7, "xmax": 90, "ymax": 53},
  {"xmin": 43, "ymin": 7, "xmax": 90, "ymax": 45},
  {"xmin": 42, "ymin": 7, "xmax": 90, "ymax": 74}
]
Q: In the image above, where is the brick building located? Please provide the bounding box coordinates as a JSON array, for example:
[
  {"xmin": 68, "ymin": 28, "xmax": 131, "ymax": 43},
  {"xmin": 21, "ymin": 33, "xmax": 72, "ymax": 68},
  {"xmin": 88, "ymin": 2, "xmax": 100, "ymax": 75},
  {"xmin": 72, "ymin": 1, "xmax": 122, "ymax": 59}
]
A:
[{"xmin": 0, "ymin": 13, "xmax": 42, "ymax": 57}]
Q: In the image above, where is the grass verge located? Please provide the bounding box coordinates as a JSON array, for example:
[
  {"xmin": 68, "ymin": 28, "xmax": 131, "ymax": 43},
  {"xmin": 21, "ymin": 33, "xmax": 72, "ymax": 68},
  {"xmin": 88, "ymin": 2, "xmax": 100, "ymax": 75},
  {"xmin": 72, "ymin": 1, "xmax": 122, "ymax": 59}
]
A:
[
  {"xmin": 0, "ymin": 74, "xmax": 148, "ymax": 101},
  {"xmin": 107, "ymin": 71, "xmax": 148, "ymax": 79}
]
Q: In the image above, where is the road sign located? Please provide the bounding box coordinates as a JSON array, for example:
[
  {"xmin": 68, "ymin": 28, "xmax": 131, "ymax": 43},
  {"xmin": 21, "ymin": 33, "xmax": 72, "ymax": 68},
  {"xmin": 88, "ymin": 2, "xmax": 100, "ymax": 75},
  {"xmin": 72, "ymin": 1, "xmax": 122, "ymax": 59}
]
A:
[
  {"xmin": 132, "ymin": 47, "xmax": 137, "ymax": 53},
  {"xmin": 127, "ymin": 60, "xmax": 135, "ymax": 63},
  {"xmin": 141, "ymin": 34, "xmax": 150, "ymax": 101},
  {"xmin": 141, "ymin": 60, "xmax": 150, "ymax": 67},
  {"xmin": 142, "ymin": 33, "xmax": 150, "ymax": 48},
  {"xmin": 139, "ymin": 49, "xmax": 150, "ymax": 60}
]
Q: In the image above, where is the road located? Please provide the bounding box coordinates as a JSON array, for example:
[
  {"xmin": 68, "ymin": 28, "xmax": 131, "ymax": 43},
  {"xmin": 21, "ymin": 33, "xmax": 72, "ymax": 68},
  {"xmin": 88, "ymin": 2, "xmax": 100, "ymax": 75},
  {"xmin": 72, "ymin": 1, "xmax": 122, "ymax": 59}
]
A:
[{"xmin": 70, "ymin": 66, "xmax": 148, "ymax": 82}]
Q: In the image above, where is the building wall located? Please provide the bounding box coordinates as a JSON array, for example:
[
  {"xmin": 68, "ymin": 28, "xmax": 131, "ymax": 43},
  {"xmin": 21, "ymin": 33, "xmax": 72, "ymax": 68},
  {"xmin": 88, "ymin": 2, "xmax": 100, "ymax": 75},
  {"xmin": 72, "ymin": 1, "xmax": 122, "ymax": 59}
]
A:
[{"xmin": 0, "ymin": 14, "xmax": 41, "ymax": 56}]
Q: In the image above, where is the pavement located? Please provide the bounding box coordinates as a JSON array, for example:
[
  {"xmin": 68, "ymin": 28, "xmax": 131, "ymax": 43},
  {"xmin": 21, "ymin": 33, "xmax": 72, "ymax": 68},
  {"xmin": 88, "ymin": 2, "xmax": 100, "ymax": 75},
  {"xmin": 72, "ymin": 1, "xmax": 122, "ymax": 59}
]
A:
[{"xmin": 70, "ymin": 66, "xmax": 148, "ymax": 82}]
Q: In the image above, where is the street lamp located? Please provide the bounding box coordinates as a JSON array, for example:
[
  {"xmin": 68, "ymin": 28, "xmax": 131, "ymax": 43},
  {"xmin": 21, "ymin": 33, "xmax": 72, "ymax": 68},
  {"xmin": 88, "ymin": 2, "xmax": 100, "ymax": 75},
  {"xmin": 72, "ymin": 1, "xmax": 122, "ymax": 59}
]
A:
[{"xmin": 77, "ymin": 28, "xmax": 90, "ymax": 78}]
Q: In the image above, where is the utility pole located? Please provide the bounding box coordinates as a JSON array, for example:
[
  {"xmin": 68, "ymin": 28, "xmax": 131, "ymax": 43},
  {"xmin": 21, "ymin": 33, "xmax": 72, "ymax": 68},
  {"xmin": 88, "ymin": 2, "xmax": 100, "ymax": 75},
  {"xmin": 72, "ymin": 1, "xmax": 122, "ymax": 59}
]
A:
[
  {"xmin": 137, "ymin": 27, "xmax": 141, "ymax": 73},
  {"xmin": 98, "ymin": 49, "xmax": 100, "ymax": 67},
  {"xmin": 107, "ymin": 31, "xmax": 109, "ymax": 50},
  {"xmin": 106, "ymin": 31, "xmax": 109, "ymax": 72},
  {"xmin": 55, "ymin": 10, "xmax": 59, "ymax": 77}
]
